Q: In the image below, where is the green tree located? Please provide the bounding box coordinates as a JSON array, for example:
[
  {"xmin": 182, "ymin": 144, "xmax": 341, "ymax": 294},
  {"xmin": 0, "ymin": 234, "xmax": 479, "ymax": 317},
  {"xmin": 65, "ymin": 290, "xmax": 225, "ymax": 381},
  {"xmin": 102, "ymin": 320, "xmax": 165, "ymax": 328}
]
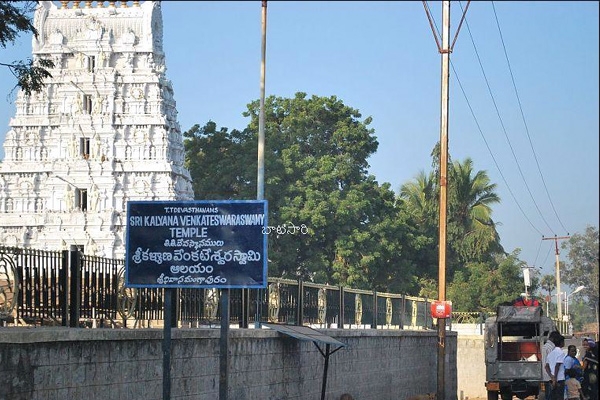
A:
[
  {"xmin": 184, "ymin": 93, "xmax": 421, "ymax": 292},
  {"xmin": 561, "ymin": 225, "xmax": 599, "ymax": 329},
  {"xmin": 251, "ymin": 93, "xmax": 424, "ymax": 289},
  {"xmin": 399, "ymin": 170, "xmax": 437, "ymax": 226},
  {"xmin": 241, "ymin": 93, "xmax": 379, "ymax": 283},
  {"xmin": 1, "ymin": 1, "xmax": 53, "ymax": 96},
  {"xmin": 442, "ymin": 157, "xmax": 525, "ymax": 311},
  {"xmin": 329, "ymin": 180, "xmax": 422, "ymax": 292},
  {"xmin": 568, "ymin": 299, "xmax": 596, "ymax": 333},
  {"xmin": 398, "ymin": 154, "xmax": 513, "ymax": 311},
  {"xmin": 447, "ymin": 157, "xmax": 503, "ymax": 269},
  {"xmin": 398, "ymin": 171, "xmax": 438, "ymax": 280},
  {"xmin": 399, "ymin": 155, "xmax": 504, "ymax": 282},
  {"xmin": 183, "ymin": 121, "xmax": 255, "ymax": 200},
  {"xmin": 447, "ymin": 250, "xmax": 525, "ymax": 312},
  {"xmin": 539, "ymin": 274, "xmax": 555, "ymax": 301}
]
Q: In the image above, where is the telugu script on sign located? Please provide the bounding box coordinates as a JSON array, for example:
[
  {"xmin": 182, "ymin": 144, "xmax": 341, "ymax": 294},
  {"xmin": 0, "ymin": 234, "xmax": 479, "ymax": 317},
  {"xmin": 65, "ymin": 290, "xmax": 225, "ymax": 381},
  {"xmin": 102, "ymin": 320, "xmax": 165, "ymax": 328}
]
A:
[{"xmin": 125, "ymin": 201, "xmax": 268, "ymax": 289}]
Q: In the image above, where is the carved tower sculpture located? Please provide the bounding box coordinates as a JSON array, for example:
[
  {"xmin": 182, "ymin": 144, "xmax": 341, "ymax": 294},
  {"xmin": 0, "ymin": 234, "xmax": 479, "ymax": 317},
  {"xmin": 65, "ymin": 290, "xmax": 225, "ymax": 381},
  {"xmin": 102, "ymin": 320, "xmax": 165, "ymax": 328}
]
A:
[{"xmin": 0, "ymin": 1, "xmax": 194, "ymax": 258}]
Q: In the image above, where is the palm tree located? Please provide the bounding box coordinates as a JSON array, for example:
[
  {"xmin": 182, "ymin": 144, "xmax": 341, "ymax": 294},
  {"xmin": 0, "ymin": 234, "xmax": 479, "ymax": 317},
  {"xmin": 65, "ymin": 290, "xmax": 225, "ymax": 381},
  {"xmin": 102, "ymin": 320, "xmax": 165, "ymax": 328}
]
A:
[
  {"xmin": 448, "ymin": 158, "xmax": 503, "ymax": 262},
  {"xmin": 428, "ymin": 144, "xmax": 502, "ymax": 257},
  {"xmin": 399, "ymin": 157, "xmax": 504, "ymax": 277},
  {"xmin": 450, "ymin": 158, "xmax": 499, "ymax": 233},
  {"xmin": 399, "ymin": 170, "xmax": 439, "ymax": 280},
  {"xmin": 399, "ymin": 170, "xmax": 437, "ymax": 225}
]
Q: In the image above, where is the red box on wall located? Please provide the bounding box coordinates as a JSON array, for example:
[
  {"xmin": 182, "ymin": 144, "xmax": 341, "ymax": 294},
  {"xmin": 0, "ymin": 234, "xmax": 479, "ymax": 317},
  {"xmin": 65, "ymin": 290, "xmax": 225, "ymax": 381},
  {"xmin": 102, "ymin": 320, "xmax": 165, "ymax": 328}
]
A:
[{"xmin": 430, "ymin": 300, "xmax": 452, "ymax": 319}]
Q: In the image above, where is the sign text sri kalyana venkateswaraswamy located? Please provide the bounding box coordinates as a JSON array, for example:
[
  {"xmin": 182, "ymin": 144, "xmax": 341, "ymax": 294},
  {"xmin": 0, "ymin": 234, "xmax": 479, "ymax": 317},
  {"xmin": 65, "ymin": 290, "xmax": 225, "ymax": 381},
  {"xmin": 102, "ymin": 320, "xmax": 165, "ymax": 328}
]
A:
[{"xmin": 125, "ymin": 200, "xmax": 267, "ymax": 288}]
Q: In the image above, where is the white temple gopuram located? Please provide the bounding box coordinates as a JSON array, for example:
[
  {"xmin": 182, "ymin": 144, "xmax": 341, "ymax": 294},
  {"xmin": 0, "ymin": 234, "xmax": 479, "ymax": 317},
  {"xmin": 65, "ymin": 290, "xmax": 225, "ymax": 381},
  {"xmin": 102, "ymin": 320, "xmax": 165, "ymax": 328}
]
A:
[{"xmin": 0, "ymin": 1, "xmax": 194, "ymax": 258}]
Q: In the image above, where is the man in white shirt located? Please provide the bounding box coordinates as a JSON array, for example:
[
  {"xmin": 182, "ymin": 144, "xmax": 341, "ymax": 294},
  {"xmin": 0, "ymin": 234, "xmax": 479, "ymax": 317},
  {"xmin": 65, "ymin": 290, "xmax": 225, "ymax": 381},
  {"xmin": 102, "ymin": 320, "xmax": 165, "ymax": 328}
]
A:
[
  {"xmin": 546, "ymin": 334, "xmax": 566, "ymax": 400},
  {"xmin": 542, "ymin": 331, "xmax": 560, "ymax": 399}
]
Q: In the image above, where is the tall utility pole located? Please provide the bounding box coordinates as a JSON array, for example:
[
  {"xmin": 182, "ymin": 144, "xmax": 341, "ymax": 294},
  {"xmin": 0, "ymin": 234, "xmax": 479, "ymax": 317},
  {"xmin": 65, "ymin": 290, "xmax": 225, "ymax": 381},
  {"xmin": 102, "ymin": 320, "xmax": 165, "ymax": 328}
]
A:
[
  {"xmin": 423, "ymin": 2, "xmax": 470, "ymax": 398},
  {"xmin": 257, "ymin": 0, "xmax": 267, "ymax": 201},
  {"xmin": 255, "ymin": 0, "xmax": 268, "ymax": 329},
  {"xmin": 542, "ymin": 235, "xmax": 570, "ymax": 320},
  {"xmin": 437, "ymin": 3, "xmax": 450, "ymax": 400}
]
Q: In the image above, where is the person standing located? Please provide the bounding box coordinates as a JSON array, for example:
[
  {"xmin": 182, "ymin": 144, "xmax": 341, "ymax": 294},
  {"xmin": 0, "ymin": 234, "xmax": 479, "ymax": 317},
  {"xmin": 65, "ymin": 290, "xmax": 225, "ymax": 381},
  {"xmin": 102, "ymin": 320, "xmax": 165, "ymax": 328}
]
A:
[
  {"xmin": 565, "ymin": 368, "xmax": 587, "ymax": 400},
  {"xmin": 564, "ymin": 344, "xmax": 584, "ymax": 382},
  {"xmin": 582, "ymin": 338, "xmax": 598, "ymax": 400},
  {"xmin": 543, "ymin": 331, "xmax": 561, "ymax": 399},
  {"xmin": 546, "ymin": 334, "xmax": 566, "ymax": 400}
]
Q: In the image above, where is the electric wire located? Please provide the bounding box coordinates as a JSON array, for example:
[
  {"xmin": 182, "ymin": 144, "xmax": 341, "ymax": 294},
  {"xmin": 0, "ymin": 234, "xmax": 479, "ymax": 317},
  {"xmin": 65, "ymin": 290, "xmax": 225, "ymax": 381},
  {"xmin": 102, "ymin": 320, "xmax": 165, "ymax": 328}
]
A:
[
  {"xmin": 459, "ymin": 2, "xmax": 557, "ymax": 236},
  {"xmin": 491, "ymin": 1, "xmax": 570, "ymax": 235},
  {"xmin": 541, "ymin": 241, "xmax": 553, "ymax": 267},
  {"xmin": 450, "ymin": 62, "xmax": 543, "ymax": 236},
  {"xmin": 532, "ymin": 237, "xmax": 543, "ymax": 268},
  {"xmin": 424, "ymin": 1, "xmax": 544, "ymax": 236},
  {"xmin": 426, "ymin": 1, "xmax": 570, "ymax": 280}
]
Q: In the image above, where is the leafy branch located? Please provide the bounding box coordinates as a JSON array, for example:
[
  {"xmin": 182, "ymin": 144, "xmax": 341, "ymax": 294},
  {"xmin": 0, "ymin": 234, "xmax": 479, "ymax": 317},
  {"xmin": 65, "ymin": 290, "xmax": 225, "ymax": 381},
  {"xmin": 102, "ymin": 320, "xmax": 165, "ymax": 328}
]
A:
[{"xmin": 0, "ymin": 57, "xmax": 54, "ymax": 96}]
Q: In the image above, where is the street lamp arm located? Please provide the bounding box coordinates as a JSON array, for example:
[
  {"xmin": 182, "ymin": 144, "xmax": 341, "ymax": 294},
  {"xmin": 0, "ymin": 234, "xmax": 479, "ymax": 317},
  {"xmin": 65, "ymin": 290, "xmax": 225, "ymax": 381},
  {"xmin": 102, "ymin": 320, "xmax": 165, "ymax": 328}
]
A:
[
  {"xmin": 572, "ymin": 285, "xmax": 585, "ymax": 295},
  {"xmin": 565, "ymin": 285, "xmax": 586, "ymax": 319}
]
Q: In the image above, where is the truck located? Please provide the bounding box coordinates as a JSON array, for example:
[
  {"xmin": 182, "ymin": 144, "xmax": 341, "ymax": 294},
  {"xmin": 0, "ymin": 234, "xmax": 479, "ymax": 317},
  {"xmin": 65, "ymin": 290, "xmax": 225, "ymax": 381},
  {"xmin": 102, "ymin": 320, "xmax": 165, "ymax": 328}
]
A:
[{"xmin": 484, "ymin": 305, "xmax": 557, "ymax": 400}]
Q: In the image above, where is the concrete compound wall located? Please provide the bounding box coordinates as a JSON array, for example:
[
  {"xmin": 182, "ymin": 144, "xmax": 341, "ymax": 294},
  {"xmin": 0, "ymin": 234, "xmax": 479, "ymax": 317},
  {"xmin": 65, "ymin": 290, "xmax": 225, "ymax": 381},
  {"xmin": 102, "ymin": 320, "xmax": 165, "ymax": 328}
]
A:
[
  {"xmin": 456, "ymin": 335, "xmax": 486, "ymax": 399},
  {"xmin": 0, "ymin": 327, "xmax": 457, "ymax": 400}
]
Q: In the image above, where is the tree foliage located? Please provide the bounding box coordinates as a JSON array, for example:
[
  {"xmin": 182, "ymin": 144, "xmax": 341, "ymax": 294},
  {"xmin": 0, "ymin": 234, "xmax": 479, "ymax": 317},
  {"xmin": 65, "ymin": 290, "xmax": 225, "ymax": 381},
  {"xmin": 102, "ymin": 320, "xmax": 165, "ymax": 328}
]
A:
[
  {"xmin": 569, "ymin": 299, "xmax": 597, "ymax": 333},
  {"xmin": 184, "ymin": 121, "xmax": 255, "ymax": 200},
  {"xmin": 399, "ymin": 171, "xmax": 438, "ymax": 279},
  {"xmin": 184, "ymin": 93, "xmax": 425, "ymax": 293},
  {"xmin": 184, "ymin": 94, "xmax": 526, "ymax": 307},
  {"xmin": 399, "ymin": 153, "xmax": 504, "ymax": 276},
  {"xmin": 447, "ymin": 157, "xmax": 503, "ymax": 266},
  {"xmin": 399, "ymin": 149, "xmax": 519, "ymax": 311},
  {"xmin": 539, "ymin": 274, "xmax": 556, "ymax": 302},
  {"xmin": 0, "ymin": 1, "xmax": 53, "ymax": 95},
  {"xmin": 246, "ymin": 93, "xmax": 427, "ymax": 292},
  {"xmin": 447, "ymin": 251, "xmax": 525, "ymax": 312},
  {"xmin": 0, "ymin": 1, "xmax": 36, "ymax": 47},
  {"xmin": 561, "ymin": 225, "xmax": 599, "ymax": 321}
]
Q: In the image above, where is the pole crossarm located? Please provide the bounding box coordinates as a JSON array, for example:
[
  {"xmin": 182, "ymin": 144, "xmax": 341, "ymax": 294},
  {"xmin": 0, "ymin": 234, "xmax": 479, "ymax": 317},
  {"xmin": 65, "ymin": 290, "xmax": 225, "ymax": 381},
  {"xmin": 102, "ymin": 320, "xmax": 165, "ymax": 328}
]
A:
[
  {"xmin": 542, "ymin": 235, "xmax": 571, "ymax": 242},
  {"xmin": 422, "ymin": 1, "xmax": 442, "ymax": 53},
  {"xmin": 422, "ymin": 0, "xmax": 470, "ymax": 54},
  {"xmin": 450, "ymin": 0, "xmax": 470, "ymax": 51}
]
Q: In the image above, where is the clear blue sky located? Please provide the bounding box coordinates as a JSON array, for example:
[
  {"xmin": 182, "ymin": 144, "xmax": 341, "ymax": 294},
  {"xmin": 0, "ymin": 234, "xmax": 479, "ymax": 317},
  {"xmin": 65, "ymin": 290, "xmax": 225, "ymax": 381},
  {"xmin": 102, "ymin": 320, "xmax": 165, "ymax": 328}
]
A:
[{"xmin": 1, "ymin": 1, "xmax": 598, "ymax": 284}]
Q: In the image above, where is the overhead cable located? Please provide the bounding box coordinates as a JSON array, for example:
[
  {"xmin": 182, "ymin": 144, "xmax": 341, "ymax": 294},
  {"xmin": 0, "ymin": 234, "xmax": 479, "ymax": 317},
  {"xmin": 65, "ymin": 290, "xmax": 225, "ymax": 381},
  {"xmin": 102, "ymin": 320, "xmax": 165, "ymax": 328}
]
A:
[
  {"xmin": 450, "ymin": 62, "xmax": 544, "ymax": 236},
  {"xmin": 491, "ymin": 1, "xmax": 569, "ymax": 235},
  {"xmin": 459, "ymin": 1, "xmax": 556, "ymax": 236}
]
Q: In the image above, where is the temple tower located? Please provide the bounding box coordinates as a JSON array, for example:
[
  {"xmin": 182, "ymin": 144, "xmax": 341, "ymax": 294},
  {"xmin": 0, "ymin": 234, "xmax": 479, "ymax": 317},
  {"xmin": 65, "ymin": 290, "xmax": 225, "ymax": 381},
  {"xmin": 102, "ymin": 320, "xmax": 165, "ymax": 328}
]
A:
[{"xmin": 0, "ymin": 1, "xmax": 194, "ymax": 258}]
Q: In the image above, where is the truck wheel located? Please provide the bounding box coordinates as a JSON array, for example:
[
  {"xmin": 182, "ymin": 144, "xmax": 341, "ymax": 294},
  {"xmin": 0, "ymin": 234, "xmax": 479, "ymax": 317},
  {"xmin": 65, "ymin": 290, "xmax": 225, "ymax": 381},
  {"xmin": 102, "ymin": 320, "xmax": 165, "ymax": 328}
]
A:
[{"xmin": 487, "ymin": 391, "xmax": 498, "ymax": 400}]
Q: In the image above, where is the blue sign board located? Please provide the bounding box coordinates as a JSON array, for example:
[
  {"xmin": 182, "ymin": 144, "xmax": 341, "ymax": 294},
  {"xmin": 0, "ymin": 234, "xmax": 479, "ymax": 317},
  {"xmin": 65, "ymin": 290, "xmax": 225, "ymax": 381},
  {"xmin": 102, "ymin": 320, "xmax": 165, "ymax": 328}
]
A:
[{"xmin": 125, "ymin": 200, "xmax": 268, "ymax": 289}]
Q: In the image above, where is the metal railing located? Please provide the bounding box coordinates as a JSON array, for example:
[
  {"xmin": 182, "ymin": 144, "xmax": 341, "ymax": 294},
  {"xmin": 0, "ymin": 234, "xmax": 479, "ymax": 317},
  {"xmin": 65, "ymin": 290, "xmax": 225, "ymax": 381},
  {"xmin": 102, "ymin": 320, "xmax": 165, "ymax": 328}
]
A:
[
  {"xmin": 0, "ymin": 246, "xmax": 439, "ymax": 329},
  {"xmin": 0, "ymin": 246, "xmax": 512, "ymax": 332}
]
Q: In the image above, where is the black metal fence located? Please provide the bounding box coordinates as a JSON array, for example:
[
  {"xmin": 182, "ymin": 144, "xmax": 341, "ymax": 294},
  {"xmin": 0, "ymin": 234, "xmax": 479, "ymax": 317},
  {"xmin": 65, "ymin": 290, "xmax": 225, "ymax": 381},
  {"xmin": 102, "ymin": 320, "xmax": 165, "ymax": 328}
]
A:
[{"xmin": 0, "ymin": 246, "xmax": 436, "ymax": 330}]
